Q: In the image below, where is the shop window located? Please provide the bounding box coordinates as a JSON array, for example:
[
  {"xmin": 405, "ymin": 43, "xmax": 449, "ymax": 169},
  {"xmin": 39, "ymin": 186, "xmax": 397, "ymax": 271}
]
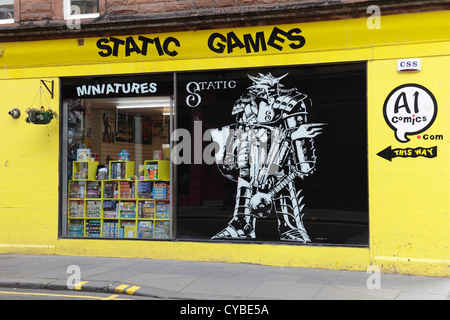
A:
[
  {"xmin": 59, "ymin": 63, "xmax": 368, "ymax": 246},
  {"xmin": 176, "ymin": 63, "xmax": 369, "ymax": 246},
  {"xmin": 64, "ymin": 0, "xmax": 99, "ymax": 20},
  {"xmin": 61, "ymin": 74, "xmax": 174, "ymax": 240},
  {"xmin": 0, "ymin": 0, "xmax": 14, "ymax": 24}
]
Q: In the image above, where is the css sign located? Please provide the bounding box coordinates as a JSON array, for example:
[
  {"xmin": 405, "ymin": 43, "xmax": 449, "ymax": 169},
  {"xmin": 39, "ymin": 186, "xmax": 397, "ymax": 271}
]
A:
[{"xmin": 397, "ymin": 58, "xmax": 421, "ymax": 73}]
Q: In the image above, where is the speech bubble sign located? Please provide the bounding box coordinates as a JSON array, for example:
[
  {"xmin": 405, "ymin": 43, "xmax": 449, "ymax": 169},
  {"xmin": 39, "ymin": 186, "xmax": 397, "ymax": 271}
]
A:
[{"xmin": 383, "ymin": 84, "xmax": 437, "ymax": 143}]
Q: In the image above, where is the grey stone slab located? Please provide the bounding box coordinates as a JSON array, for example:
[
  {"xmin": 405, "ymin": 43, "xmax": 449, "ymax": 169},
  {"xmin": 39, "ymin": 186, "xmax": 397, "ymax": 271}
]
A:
[
  {"xmin": 313, "ymin": 285, "xmax": 392, "ymax": 300},
  {"xmin": 125, "ymin": 273, "xmax": 198, "ymax": 292},
  {"xmin": 249, "ymin": 281, "xmax": 323, "ymax": 300},
  {"xmin": 396, "ymin": 291, "xmax": 448, "ymax": 300},
  {"xmin": 182, "ymin": 277, "xmax": 262, "ymax": 298}
]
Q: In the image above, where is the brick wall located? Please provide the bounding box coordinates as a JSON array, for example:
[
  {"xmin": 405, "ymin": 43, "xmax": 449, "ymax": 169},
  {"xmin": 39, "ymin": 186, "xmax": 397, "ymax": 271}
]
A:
[
  {"xmin": 1, "ymin": 0, "xmax": 449, "ymax": 41},
  {"xmin": 7, "ymin": 0, "xmax": 417, "ymax": 24}
]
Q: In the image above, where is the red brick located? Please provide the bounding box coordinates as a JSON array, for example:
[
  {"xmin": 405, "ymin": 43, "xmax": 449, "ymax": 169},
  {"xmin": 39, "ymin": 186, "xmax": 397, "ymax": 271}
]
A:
[
  {"xmin": 194, "ymin": 0, "xmax": 213, "ymax": 8},
  {"xmin": 139, "ymin": 3, "xmax": 165, "ymax": 13},
  {"xmin": 107, "ymin": 4, "xmax": 140, "ymax": 15},
  {"xmin": 214, "ymin": 0, "xmax": 234, "ymax": 8},
  {"xmin": 165, "ymin": 1, "xmax": 194, "ymax": 12}
]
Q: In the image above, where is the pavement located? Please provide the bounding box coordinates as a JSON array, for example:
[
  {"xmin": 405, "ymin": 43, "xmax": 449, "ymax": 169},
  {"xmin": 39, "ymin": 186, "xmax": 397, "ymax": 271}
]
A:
[{"xmin": 0, "ymin": 254, "xmax": 448, "ymax": 300}]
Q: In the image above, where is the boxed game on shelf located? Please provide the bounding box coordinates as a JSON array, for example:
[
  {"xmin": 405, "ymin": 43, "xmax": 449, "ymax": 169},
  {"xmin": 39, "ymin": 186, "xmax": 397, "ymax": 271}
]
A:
[
  {"xmin": 122, "ymin": 221, "xmax": 137, "ymax": 238},
  {"xmin": 137, "ymin": 181, "xmax": 152, "ymax": 198},
  {"xmin": 154, "ymin": 220, "xmax": 170, "ymax": 239},
  {"xmin": 69, "ymin": 200, "xmax": 84, "ymax": 217},
  {"xmin": 110, "ymin": 161, "xmax": 134, "ymax": 180},
  {"xmin": 119, "ymin": 201, "xmax": 136, "ymax": 218},
  {"xmin": 120, "ymin": 181, "xmax": 135, "ymax": 199},
  {"xmin": 139, "ymin": 201, "xmax": 155, "ymax": 218},
  {"xmin": 145, "ymin": 163, "xmax": 159, "ymax": 180},
  {"xmin": 138, "ymin": 221, "xmax": 153, "ymax": 239},
  {"xmin": 77, "ymin": 149, "xmax": 90, "ymax": 161},
  {"xmin": 68, "ymin": 220, "xmax": 84, "ymax": 237},
  {"xmin": 153, "ymin": 182, "xmax": 169, "ymax": 199},
  {"xmin": 103, "ymin": 221, "xmax": 120, "ymax": 238},
  {"xmin": 86, "ymin": 181, "xmax": 101, "ymax": 198},
  {"xmin": 86, "ymin": 200, "xmax": 101, "ymax": 217},
  {"xmin": 86, "ymin": 220, "xmax": 101, "ymax": 237},
  {"xmin": 103, "ymin": 181, "xmax": 118, "ymax": 199},
  {"xmin": 155, "ymin": 201, "xmax": 170, "ymax": 219},
  {"xmin": 69, "ymin": 181, "xmax": 85, "ymax": 199},
  {"xmin": 103, "ymin": 200, "xmax": 118, "ymax": 218},
  {"xmin": 144, "ymin": 160, "xmax": 170, "ymax": 180}
]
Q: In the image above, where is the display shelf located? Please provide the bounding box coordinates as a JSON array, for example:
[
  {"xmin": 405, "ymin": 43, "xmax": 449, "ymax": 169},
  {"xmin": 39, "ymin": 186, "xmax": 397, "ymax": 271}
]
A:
[
  {"xmin": 67, "ymin": 159, "xmax": 171, "ymax": 239},
  {"xmin": 109, "ymin": 161, "xmax": 135, "ymax": 180},
  {"xmin": 73, "ymin": 161, "xmax": 98, "ymax": 180},
  {"xmin": 144, "ymin": 160, "xmax": 170, "ymax": 181}
]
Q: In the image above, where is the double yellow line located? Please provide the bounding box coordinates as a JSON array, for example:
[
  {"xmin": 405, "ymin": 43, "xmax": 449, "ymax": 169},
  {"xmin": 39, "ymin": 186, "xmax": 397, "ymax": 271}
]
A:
[
  {"xmin": 0, "ymin": 290, "xmax": 132, "ymax": 300},
  {"xmin": 114, "ymin": 284, "xmax": 141, "ymax": 295},
  {"xmin": 74, "ymin": 281, "xmax": 141, "ymax": 295}
]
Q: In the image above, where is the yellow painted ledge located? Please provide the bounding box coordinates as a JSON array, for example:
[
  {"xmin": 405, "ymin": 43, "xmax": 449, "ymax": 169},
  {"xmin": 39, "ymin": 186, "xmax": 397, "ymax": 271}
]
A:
[
  {"xmin": 373, "ymin": 256, "xmax": 450, "ymax": 277},
  {"xmin": 56, "ymin": 239, "xmax": 369, "ymax": 271},
  {"xmin": 0, "ymin": 244, "xmax": 56, "ymax": 255}
]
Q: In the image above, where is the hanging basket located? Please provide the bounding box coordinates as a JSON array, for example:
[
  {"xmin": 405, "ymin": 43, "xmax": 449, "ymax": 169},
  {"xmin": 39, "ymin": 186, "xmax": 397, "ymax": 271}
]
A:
[{"xmin": 25, "ymin": 107, "xmax": 58, "ymax": 125}]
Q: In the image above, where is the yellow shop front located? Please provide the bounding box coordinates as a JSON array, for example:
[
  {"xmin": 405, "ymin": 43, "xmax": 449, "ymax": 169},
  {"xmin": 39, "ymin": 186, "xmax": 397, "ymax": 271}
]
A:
[{"xmin": 0, "ymin": 11, "xmax": 448, "ymax": 276}]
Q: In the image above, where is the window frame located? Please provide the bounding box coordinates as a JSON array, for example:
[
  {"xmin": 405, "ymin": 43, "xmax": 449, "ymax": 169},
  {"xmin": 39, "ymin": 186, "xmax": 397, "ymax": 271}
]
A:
[
  {"xmin": 0, "ymin": 0, "xmax": 15, "ymax": 25},
  {"xmin": 63, "ymin": 0, "xmax": 100, "ymax": 20}
]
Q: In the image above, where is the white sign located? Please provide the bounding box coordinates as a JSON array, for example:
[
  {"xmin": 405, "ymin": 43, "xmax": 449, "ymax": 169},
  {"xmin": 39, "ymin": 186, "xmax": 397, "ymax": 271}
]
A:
[
  {"xmin": 383, "ymin": 84, "xmax": 437, "ymax": 143},
  {"xmin": 397, "ymin": 59, "xmax": 421, "ymax": 73}
]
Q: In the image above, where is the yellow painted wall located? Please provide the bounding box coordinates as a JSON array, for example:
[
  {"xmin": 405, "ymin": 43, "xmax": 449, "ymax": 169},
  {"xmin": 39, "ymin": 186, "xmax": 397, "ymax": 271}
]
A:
[
  {"xmin": 0, "ymin": 11, "xmax": 448, "ymax": 276},
  {"xmin": 368, "ymin": 56, "xmax": 450, "ymax": 276},
  {"xmin": 0, "ymin": 78, "xmax": 59, "ymax": 253}
]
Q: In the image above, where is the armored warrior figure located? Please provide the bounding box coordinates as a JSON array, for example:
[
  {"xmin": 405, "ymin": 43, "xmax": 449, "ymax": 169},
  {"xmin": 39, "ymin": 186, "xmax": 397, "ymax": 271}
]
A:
[{"xmin": 210, "ymin": 73, "xmax": 324, "ymax": 242}]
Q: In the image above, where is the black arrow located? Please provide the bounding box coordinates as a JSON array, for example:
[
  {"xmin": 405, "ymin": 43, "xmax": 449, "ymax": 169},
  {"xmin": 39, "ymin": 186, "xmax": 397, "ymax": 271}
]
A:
[
  {"xmin": 377, "ymin": 146, "xmax": 394, "ymax": 161},
  {"xmin": 377, "ymin": 146, "xmax": 437, "ymax": 161}
]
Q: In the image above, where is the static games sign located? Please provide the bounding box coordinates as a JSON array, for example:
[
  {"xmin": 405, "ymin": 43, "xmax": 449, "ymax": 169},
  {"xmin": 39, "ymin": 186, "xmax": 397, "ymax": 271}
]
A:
[
  {"xmin": 378, "ymin": 83, "xmax": 440, "ymax": 161},
  {"xmin": 95, "ymin": 26, "xmax": 306, "ymax": 58}
]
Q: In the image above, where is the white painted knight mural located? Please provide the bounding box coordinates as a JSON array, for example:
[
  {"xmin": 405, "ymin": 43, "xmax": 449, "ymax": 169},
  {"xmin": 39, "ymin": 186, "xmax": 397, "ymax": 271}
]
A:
[{"xmin": 210, "ymin": 73, "xmax": 325, "ymax": 242}]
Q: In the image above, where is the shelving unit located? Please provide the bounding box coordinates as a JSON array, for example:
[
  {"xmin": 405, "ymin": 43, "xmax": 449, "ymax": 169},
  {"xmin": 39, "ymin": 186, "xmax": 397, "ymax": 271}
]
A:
[
  {"xmin": 109, "ymin": 161, "xmax": 135, "ymax": 180},
  {"xmin": 73, "ymin": 161, "xmax": 98, "ymax": 180},
  {"xmin": 67, "ymin": 160, "xmax": 171, "ymax": 239}
]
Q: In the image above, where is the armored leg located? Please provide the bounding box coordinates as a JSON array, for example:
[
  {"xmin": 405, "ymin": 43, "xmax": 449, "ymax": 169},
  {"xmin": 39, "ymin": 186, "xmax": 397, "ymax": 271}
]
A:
[
  {"xmin": 275, "ymin": 181, "xmax": 310, "ymax": 243},
  {"xmin": 211, "ymin": 178, "xmax": 256, "ymax": 239}
]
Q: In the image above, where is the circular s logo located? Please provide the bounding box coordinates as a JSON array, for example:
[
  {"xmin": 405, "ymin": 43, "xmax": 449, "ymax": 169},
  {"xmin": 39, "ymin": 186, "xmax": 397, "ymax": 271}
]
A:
[
  {"xmin": 186, "ymin": 82, "xmax": 201, "ymax": 108},
  {"xmin": 383, "ymin": 84, "xmax": 437, "ymax": 143}
]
